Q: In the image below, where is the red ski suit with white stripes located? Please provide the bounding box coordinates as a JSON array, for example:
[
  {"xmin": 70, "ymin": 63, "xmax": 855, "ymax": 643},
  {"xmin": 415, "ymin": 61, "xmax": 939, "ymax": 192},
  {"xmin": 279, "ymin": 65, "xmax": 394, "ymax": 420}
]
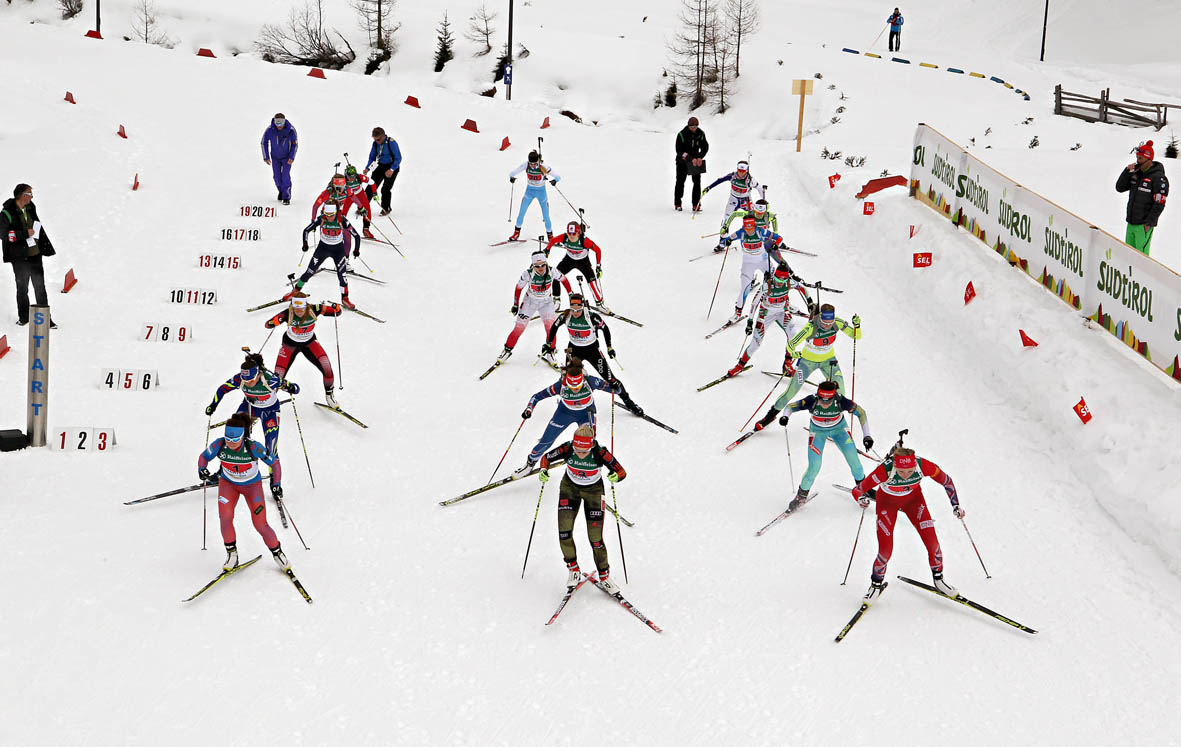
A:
[{"xmin": 853, "ymin": 456, "xmax": 959, "ymax": 582}]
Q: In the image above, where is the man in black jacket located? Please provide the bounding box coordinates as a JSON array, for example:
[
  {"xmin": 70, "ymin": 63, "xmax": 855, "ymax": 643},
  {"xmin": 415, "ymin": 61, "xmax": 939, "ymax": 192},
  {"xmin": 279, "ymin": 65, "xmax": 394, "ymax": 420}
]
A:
[
  {"xmin": 1115, "ymin": 140, "xmax": 1168, "ymax": 256},
  {"xmin": 1, "ymin": 183, "xmax": 57, "ymax": 327},
  {"xmin": 674, "ymin": 117, "xmax": 709, "ymax": 212}
]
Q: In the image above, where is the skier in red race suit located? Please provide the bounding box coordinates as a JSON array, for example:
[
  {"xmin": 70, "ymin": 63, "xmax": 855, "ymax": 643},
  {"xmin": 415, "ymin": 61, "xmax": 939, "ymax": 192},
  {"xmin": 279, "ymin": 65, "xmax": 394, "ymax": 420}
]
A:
[
  {"xmin": 851, "ymin": 446, "xmax": 965, "ymax": 601},
  {"xmin": 265, "ymin": 291, "xmax": 343, "ymax": 408}
]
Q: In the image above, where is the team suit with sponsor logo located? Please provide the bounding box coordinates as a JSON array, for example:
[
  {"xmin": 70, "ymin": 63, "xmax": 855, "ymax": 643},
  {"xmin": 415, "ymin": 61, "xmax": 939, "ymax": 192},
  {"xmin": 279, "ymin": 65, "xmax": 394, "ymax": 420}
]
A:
[
  {"xmin": 197, "ymin": 431, "xmax": 283, "ymax": 553},
  {"xmin": 852, "ymin": 452, "xmax": 962, "ymax": 592},
  {"xmin": 721, "ymin": 201, "xmax": 778, "ymax": 236},
  {"xmin": 704, "ymin": 161, "xmax": 765, "ymax": 223},
  {"xmin": 503, "ymin": 255, "xmax": 574, "ymax": 355},
  {"xmin": 539, "ymin": 431, "xmax": 626, "ymax": 580},
  {"xmin": 718, "ymin": 217, "xmax": 790, "ymax": 317},
  {"xmin": 509, "ymin": 153, "xmax": 561, "ymax": 239},
  {"xmin": 205, "ymin": 368, "xmax": 298, "ymax": 457},
  {"xmin": 755, "ymin": 307, "xmax": 861, "ymax": 428},
  {"xmin": 777, "ymin": 381, "xmax": 873, "ymax": 508},
  {"xmin": 543, "ymin": 222, "xmax": 605, "ymax": 306},
  {"xmin": 520, "ymin": 368, "xmax": 617, "ymax": 467},
  {"xmin": 730, "ymin": 263, "xmax": 814, "ymax": 376},
  {"xmin": 265, "ymin": 300, "xmax": 343, "ymax": 403},
  {"xmin": 295, "ymin": 206, "xmax": 362, "ymax": 307},
  {"xmin": 543, "ymin": 297, "xmax": 641, "ymax": 414},
  {"xmin": 344, "ymin": 167, "xmax": 374, "ymax": 236}
]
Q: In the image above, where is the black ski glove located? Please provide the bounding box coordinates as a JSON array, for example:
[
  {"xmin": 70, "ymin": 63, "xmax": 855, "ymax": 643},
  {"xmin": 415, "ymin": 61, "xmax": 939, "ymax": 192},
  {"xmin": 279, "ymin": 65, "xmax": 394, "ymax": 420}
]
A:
[
  {"xmin": 205, "ymin": 404, "xmax": 215, "ymax": 416},
  {"xmin": 521, "ymin": 407, "xmax": 533, "ymax": 420},
  {"xmin": 510, "ymin": 176, "xmax": 517, "ymax": 183},
  {"xmin": 271, "ymin": 484, "xmax": 283, "ymax": 500},
  {"xmin": 198, "ymin": 467, "xmax": 212, "ymax": 482},
  {"xmin": 863, "ymin": 436, "xmax": 874, "ymax": 450},
  {"xmin": 511, "ymin": 304, "xmax": 519, "ymax": 315}
]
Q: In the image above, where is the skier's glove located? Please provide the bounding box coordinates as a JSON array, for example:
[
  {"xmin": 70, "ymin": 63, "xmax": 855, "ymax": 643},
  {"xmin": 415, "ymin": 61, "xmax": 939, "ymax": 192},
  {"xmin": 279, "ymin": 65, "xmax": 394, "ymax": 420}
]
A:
[
  {"xmin": 198, "ymin": 467, "xmax": 212, "ymax": 482},
  {"xmin": 352, "ymin": 248, "xmax": 360, "ymax": 258},
  {"xmin": 702, "ymin": 186, "xmax": 711, "ymax": 195},
  {"xmin": 549, "ymin": 178, "xmax": 558, "ymax": 186},
  {"xmin": 538, "ymin": 468, "xmax": 550, "ymax": 484},
  {"xmin": 745, "ymin": 319, "xmax": 754, "ymax": 335},
  {"xmin": 607, "ymin": 347, "xmax": 616, "ymax": 359},
  {"xmin": 852, "ymin": 314, "xmax": 861, "ymax": 327},
  {"xmin": 521, "ymin": 407, "xmax": 533, "ymax": 420},
  {"xmin": 858, "ymin": 494, "xmax": 872, "ymax": 508},
  {"xmin": 301, "ymin": 242, "xmax": 309, "ymax": 252},
  {"xmin": 608, "ymin": 473, "xmax": 622, "ymax": 483},
  {"xmin": 205, "ymin": 404, "xmax": 216, "ymax": 416},
  {"xmin": 511, "ymin": 304, "xmax": 519, "ymax": 315},
  {"xmin": 595, "ymin": 265, "xmax": 602, "ymax": 279},
  {"xmin": 540, "ymin": 344, "xmax": 554, "ymax": 356},
  {"xmin": 863, "ymin": 436, "xmax": 874, "ymax": 450},
  {"xmin": 282, "ymin": 380, "xmax": 300, "ymax": 395},
  {"xmin": 953, "ymin": 505, "xmax": 965, "ymax": 519},
  {"xmin": 778, "ymin": 412, "xmax": 790, "ymax": 426},
  {"xmin": 510, "ymin": 177, "xmax": 517, "ymax": 183},
  {"xmin": 783, "ymin": 357, "xmax": 796, "ymax": 377},
  {"xmin": 271, "ymin": 484, "xmax": 284, "ymax": 500}
]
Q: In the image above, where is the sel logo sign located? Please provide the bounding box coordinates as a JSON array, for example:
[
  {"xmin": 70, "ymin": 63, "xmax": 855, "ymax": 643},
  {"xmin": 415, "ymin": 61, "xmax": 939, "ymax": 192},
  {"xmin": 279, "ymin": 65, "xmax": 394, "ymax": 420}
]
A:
[
  {"xmin": 913, "ymin": 252, "xmax": 932, "ymax": 268},
  {"xmin": 863, "ymin": 202, "xmax": 875, "ymax": 216}
]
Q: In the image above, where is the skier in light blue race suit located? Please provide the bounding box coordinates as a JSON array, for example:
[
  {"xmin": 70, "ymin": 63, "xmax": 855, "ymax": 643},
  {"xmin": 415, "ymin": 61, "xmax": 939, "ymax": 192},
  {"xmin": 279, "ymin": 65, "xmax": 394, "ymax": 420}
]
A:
[
  {"xmin": 778, "ymin": 379, "xmax": 873, "ymax": 512},
  {"xmin": 514, "ymin": 358, "xmax": 618, "ymax": 475},
  {"xmin": 507, "ymin": 150, "xmax": 560, "ymax": 242}
]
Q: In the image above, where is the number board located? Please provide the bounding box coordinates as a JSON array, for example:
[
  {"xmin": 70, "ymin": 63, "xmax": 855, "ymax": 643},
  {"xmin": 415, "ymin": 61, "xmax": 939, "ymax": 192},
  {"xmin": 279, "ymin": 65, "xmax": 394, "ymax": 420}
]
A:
[
  {"xmin": 53, "ymin": 427, "xmax": 117, "ymax": 451},
  {"xmin": 141, "ymin": 324, "xmax": 192, "ymax": 342},
  {"xmin": 220, "ymin": 228, "xmax": 261, "ymax": 241},
  {"xmin": 198, "ymin": 254, "xmax": 242, "ymax": 269},
  {"xmin": 170, "ymin": 288, "xmax": 217, "ymax": 305},
  {"xmin": 100, "ymin": 368, "xmax": 160, "ymax": 391},
  {"xmin": 239, "ymin": 206, "xmax": 277, "ymax": 218}
]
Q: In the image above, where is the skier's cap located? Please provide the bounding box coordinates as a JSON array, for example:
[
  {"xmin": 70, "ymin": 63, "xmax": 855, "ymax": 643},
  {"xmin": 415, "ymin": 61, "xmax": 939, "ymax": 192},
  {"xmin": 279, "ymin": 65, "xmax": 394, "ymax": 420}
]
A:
[
  {"xmin": 774, "ymin": 262, "xmax": 792, "ymax": 278},
  {"xmin": 531, "ymin": 251, "xmax": 546, "ymax": 264},
  {"xmin": 894, "ymin": 453, "xmax": 917, "ymax": 470},
  {"xmin": 291, "ymin": 296, "xmax": 308, "ymax": 308},
  {"xmin": 737, "ymin": 160, "xmax": 750, "ymax": 170},
  {"xmin": 572, "ymin": 431, "xmax": 594, "ymax": 450},
  {"xmin": 1136, "ymin": 140, "xmax": 1155, "ymax": 160},
  {"xmin": 817, "ymin": 380, "xmax": 839, "ymax": 398},
  {"xmin": 742, "ymin": 214, "xmax": 757, "ymax": 226},
  {"xmin": 528, "ymin": 150, "xmax": 540, "ymax": 162},
  {"xmin": 564, "ymin": 372, "xmax": 585, "ymax": 387},
  {"xmin": 240, "ymin": 366, "xmax": 259, "ymax": 380},
  {"xmin": 224, "ymin": 425, "xmax": 245, "ymax": 441},
  {"xmin": 569, "ymin": 293, "xmax": 585, "ymax": 306},
  {"xmin": 754, "ymin": 199, "xmax": 768, "ymax": 211},
  {"xmin": 567, "ymin": 221, "xmax": 581, "ymax": 233}
]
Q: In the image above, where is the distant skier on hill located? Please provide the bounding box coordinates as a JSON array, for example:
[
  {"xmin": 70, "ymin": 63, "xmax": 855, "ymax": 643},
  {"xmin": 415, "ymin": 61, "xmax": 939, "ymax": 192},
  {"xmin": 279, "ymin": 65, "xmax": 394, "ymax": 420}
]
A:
[
  {"xmin": 343, "ymin": 165, "xmax": 376, "ymax": 239},
  {"xmin": 703, "ymin": 160, "xmax": 764, "ymax": 224},
  {"xmin": 721, "ymin": 198, "xmax": 777, "ymax": 236},
  {"xmin": 508, "ymin": 150, "xmax": 560, "ymax": 242},
  {"xmin": 290, "ymin": 202, "xmax": 362, "ymax": 310},
  {"xmin": 776, "ymin": 380, "xmax": 873, "ymax": 512},
  {"xmin": 887, "ymin": 8, "xmax": 904, "ymax": 52},
  {"xmin": 498, "ymin": 252, "xmax": 573, "ymax": 365},
  {"xmin": 265, "ymin": 291, "xmax": 344, "ymax": 409},
  {"xmin": 539, "ymin": 424, "xmax": 627, "ymax": 594},
  {"xmin": 543, "ymin": 221, "xmax": 607, "ymax": 311},
  {"xmin": 516, "ymin": 357, "xmax": 619, "ymax": 476},
  {"xmin": 204, "ymin": 353, "xmax": 299, "ymax": 458},
  {"xmin": 852, "ymin": 446, "xmax": 964, "ymax": 601}
]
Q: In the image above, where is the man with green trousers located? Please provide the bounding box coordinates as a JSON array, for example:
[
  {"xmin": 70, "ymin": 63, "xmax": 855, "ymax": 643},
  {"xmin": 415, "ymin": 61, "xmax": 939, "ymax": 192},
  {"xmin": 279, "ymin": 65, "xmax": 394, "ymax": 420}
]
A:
[{"xmin": 1115, "ymin": 140, "xmax": 1168, "ymax": 256}]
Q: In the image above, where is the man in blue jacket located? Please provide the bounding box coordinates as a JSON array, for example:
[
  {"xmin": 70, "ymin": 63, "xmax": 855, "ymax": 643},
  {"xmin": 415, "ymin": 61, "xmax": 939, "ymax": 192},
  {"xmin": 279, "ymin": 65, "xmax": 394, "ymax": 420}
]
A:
[
  {"xmin": 887, "ymin": 8, "xmax": 904, "ymax": 52},
  {"xmin": 261, "ymin": 113, "xmax": 298, "ymax": 205},
  {"xmin": 365, "ymin": 126, "xmax": 402, "ymax": 216}
]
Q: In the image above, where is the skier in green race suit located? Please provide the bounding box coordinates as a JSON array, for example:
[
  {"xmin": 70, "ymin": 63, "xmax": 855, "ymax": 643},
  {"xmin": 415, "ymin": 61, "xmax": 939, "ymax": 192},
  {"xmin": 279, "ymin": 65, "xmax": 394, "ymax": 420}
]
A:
[{"xmin": 777, "ymin": 380, "xmax": 873, "ymax": 512}]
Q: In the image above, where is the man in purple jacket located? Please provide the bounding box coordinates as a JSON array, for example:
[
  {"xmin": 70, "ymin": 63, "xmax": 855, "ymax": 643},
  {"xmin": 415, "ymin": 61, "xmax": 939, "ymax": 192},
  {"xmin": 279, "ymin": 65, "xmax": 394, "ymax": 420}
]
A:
[{"xmin": 261, "ymin": 113, "xmax": 298, "ymax": 205}]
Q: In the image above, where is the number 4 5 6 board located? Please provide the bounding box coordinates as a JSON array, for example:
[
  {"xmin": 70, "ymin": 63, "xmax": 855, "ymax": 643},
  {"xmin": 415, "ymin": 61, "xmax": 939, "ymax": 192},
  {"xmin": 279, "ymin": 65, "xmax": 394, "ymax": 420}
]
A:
[{"xmin": 100, "ymin": 369, "xmax": 160, "ymax": 391}]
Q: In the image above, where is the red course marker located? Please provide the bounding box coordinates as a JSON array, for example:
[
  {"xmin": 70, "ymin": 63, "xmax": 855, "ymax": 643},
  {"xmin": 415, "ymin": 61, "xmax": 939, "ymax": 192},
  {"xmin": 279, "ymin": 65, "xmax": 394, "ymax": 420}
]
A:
[
  {"xmin": 1019, "ymin": 329, "xmax": 1038, "ymax": 347},
  {"xmin": 1073, "ymin": 397, "xmax": 1092, "ymax": 424},
  {"xmin": 863, "ymin": 202, "xmax": 875, "ymax": 215},
  {"xmin": 964, "ymin": 281, "xmax": 976, "ymax": 304},
  {"xmin": 913, "ymin": 252, "xmax": 932, "ymax": 268}
]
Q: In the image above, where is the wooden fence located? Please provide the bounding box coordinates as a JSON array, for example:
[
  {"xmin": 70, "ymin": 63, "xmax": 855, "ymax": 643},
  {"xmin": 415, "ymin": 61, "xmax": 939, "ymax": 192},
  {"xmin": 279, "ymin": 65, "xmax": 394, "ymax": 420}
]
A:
[{"xmin": 1053, "ymin": 85, "xmax": 1179, "ymax": 130}]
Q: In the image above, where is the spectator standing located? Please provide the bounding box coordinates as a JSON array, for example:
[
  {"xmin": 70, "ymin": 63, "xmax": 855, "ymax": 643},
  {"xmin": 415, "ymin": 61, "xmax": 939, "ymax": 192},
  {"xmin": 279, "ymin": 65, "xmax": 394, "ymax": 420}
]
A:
[
  {"xmin": 1, "ymin": 183, "xmax": 57, "ymax": 328},
  {"xmin": 261, "ymin": 113, "xmax": 298, "ymax": 205},
  {"xmin": 366, "ymin": 127, "xmax": 403, "ymax": 216},
  {"xmin": 674, "ymin": 117, "xmax": 709, "ymax": 212},
  {"xmin": 1115, "ymin": 140, "xmax": 1168, "ymax": 256},
  {"xmin": 887, "ymin": 8, "xmax": 904, "ymax": 52}
]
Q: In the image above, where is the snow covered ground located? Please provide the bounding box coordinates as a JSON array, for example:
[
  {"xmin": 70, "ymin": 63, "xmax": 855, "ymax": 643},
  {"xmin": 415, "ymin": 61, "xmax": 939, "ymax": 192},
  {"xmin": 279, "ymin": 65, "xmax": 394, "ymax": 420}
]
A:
[{"xmin": 1, "ymin": 1, "xmax": 1179, "ymax": 744}]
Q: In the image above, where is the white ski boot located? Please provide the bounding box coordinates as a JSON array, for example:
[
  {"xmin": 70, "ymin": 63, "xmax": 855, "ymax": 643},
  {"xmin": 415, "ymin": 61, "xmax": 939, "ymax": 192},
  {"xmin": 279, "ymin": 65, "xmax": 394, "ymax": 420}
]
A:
[
  {"xmin": 325, "ymin": 389, "xmax": 340, "ymax": 409},
  {"xmin": 513, "ymin": 458, "xmax": 536, "ymax": 477},
  {"xmin": 932, "ymin": 572, "xmax": 958, "ymax": 598},
  {"xmin": 272, "ymin": 546, "xmax": 290, "ymax": 571},
  {"xmin": 498, "ymin": 346, "xmax": 513, "ymax": 362},
  {"xmin": 565, "ymin": 562, "xmax": 584, "ymax": 588},
  {"xmin": 222, "ymin": 543, "xmax": 239, "ymax": 571},
  {"xmin": 598, "ymin": 570, "xmax": 621, "ymax": 596},
  {"xmin": 729, "ymin": 306, "xmax": 743, "ymax": 323}
]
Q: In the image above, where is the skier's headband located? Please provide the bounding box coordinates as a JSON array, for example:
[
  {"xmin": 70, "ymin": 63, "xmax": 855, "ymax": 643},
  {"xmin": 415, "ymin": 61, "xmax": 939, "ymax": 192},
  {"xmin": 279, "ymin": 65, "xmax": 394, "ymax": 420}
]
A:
[
  {"xmin": 820, "ymin": 309, "xmax": 835, "ymax": 322},
  {"xmin": 894, "ymin": 453, "xmax": 917, "ymax": 470},
  {"xmin": 817, "ymin": 384, "xmax": 838, "ymax": 399},
  {"xmin": 572, "ymin": 433, "xmax": 594, "ymax": 450},
  {"xmin": 323, "ymin": 203, "xmax": 338, "ymax": 214},
  {"xmin": 737, "ymin": 161, "xmax": 750, "ymax": 170},
  {"xmin": 564, "ymin": 372, "xmax": 585, "ymax": 386},
  {"xmin": 530, "ymin": 252, "xmax": 546, "ymax": 264},
  {"xmin": 567, "ymin": 223, "xmax": 581, "ymax": 233},
  {"xmin": 291, "ymin": 297, "xmax": 308, "ymax": 308},
  {"xmin": 742, "ymin": 215, "xmax": 757, "ymax": 226},
  {"xmin": 224, "ymin": 425, "xmax": 245, "ymax": 441},
  {"xmin": 241, "ymin": 367, "xmax": 259, "ymax": 380}
]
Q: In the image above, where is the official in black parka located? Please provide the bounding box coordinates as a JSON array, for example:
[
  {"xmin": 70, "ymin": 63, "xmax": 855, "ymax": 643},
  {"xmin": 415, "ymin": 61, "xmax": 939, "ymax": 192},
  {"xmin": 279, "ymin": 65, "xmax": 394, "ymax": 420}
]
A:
[
  {"xmin": 674, "ymin": 117, "xmax": 709, "ymax": 212},
  {"xmin": 1, "ymin": 183, "xmax": 57, "ymax": 327}
]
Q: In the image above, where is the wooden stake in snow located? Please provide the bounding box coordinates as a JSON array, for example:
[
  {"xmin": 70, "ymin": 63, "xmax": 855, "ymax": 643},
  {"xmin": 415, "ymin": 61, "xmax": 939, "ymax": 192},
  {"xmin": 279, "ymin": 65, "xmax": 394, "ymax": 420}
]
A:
[{"xmin": 792, "ymin": 79, "xmax": 813, "ymax": 153}]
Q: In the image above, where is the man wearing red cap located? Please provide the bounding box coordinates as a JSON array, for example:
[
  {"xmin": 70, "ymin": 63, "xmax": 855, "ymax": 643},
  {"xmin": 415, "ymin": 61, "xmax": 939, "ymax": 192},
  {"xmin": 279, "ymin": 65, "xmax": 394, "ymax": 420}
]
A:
[
  {"xmin": 851, "ymin": 446, "xmax": 964, "ymax": 600},
  {"xmin": 1115, "ymin": 140, "xmax": 1168, "ymax": 256}
]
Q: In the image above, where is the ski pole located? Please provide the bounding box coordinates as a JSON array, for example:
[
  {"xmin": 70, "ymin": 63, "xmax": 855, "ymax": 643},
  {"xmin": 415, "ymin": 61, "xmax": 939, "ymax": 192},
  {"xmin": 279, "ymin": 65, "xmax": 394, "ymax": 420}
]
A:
[
  {"xmin": 960, "ymin": 517, "xmax": 992, "ymax": 579},
  {"xmin": 355, "ymin": 255, "xmax": 377, "ymax": 275},
  {"xmin": 611, "ymin": 392, "xmax": 628, "ymax": 584},
  {"xmin": 848, "ymin": 327, "xmax": 858, "ymax": 433},
  {"xmin": 784, "ymin": 424, "xmax": 797, "ymax": 488},
  {"xmin": 258, "ymin": 325, "xmax": 277, "ymax": 355},
  {"xmin": 488, "ymin": 418, "xmax": 527, "ymax": 484},
  {"xmin": 202, "ymin": 413, "xmax": 211, "ymax": 550},
  {"xmin": 741, "ymin": 371, "xmax": 785, "ymax": 431},
  {"xmin": 869, "ymin": 23, "xmax": 887, "ymax": 50},
  {"xmin": 841, "ymin": 505, "xmax": 867, "ymax": 585},
  {"xmin": 706, "ymin": 242, "xmax": 733, "ymax": 319},
  {"xmin": 333, "ymin": 308, "xmax": 343, "ymax": 391},
  {"xmin": 277, "ymin": 494, "xmax": 310, "ymax": 550},
  {"xmin": 287, "ymin": 396, "xmax": 316, "ymax": 489},
  {"xmin": 521, "ymin": 480, "xmax": 546, "ymax": 578},
  {"xmin": 700, "ymin": 232, "xmax": 721, "ymax": 239},
  {"xmin": 551, "ymin": 183, "xmax": 581, "ymax": 220},
  {"xmin": 369, "ymin": 220, "xmax": 405, "ymax": 258},
  {"xmin": 508, "ymin": 180, "xmax": 515, "ymax": 223},
  {"xmin": 384, "ymin": 212, "xmax": 403, "ymax": 236}
]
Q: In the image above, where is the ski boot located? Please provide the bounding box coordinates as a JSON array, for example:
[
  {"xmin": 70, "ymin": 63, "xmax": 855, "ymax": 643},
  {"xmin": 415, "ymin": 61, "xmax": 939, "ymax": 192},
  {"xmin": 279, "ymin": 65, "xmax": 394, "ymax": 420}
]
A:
[
  {"xmin": 498, "ymin": 346, "xmax": 513, "ymax": 362},
  {"xmin": 546, "ymin": 231, "xmax": 554, "ymax": 241},
  {"xmin": 340, "ymin": 292, "xmax": 356, "ymax": 310},
  {"xmin": 595, "ymin": 301, "xmax": 612, "ymax": 314},
  {"xmin": 728, "ymin": 353, "xmax": 750, "ymax": 379},
  {"xmin": 864, "ymin": 578, "xmax": 888, "ymax": 601},
  {"xmin": 621, "ymin": 395, "xmax": 644, "ymax": 418},
  {"xmin": 513, "ymin": 457, "xmax": 536, "ymax": 477},
  {"xmin": 362, "ymin": 228, "xmax": 375, "ymax": 240},
  {"xmin": 674, "ymin": 204, "xmax": 683, "ymax": 212},
  {"xmin": 598, "ymin": 569, "xmax": 620, "ymax": 596},
  {"xmin": 932, "ymin": 572, "xmax": 959, "ymax": 598},
  {"xmin": 565, "ymin": 561, "xmax": 584, "ymax": 588},
  {"xmin": 787, "ymin": 487, "xmax": 810, "ymax": 513},
  {"xmin": 729, "ymin": 306, "xmax": 743, "ymax": 323},
  {"xmin": 753, "ymin": 407, "xmax": 778, "ymax": 432},
  {"xmin": 271, "ymin": 545, "xmax": 290, "ymax": 571},
  {"xmin": 508, "ymin": 227, "xmax": 521, "ymax": 242},
  {"xmin": 223, "ymin": 542, "xmax": 239, "ymax": 571},
  {"xmin": 325, "ymin": 389, "xmax": 339, "ymax": 409}
]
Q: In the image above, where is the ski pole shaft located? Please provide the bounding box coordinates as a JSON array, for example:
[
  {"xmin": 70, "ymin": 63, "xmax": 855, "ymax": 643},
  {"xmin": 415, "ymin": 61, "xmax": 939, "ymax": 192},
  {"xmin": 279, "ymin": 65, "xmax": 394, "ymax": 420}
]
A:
[
  {"xmin": 706, "ymin": 243, "xmax": 732, "ymax": 319},
  {"xmin": 333, "ymin": 310, "xmax": 343, "ymax": 391},
  {"xmin": 278, "ymin": 495, "xmax": 310, "ymax": 550},
  {"xmin": 521, "ymin": 481, "xmax": 546, "ymax": 578},
  {"xmin": 356, "ymin": 255, "xmax": 376, "ymax": 274},
  {"xmin": 369, "ymin": 220, "xmax": 405, "ymax": 258},
  {"xmin": 488, "ymin": 419, "xmax": 527, "ymax": 484},
  {"xmin": 202, "ymin": 412, "xmax": 210, "ymax": 550},
  {"xmin": 258, "ymin": 325, "xmax": 277, "ymax": 355},
  {"xmin": 961, "ymin": 517, "xmax": 991, "ymax": 578},
  {"xmin": 841, "ymin": 505, "xmax": 867, "ymax": 585},
  {"xmin": 552, "ymin": 184, "xmax": 580, "ymax": 219},
  {"xmin": 700, "ymin": 232, "xmax": 720, "ymax": 239},
  {"xmin": 741, "ymin": 371, "xmax": 784, "ymax": 431},
  {"xmin": 784, "ymin": 424, "xmax": 796, "ymax": 488},
  {"xmin": 385, "ymin": 212, "xmax": 402, "ymax": 236},
  {"xmin": 611, "ymin": 393, "xmax": 628, "ymax": 584},
  {"xmin": 288, "ymin": 397, "xmax": 316, "ymax": 489},
  {"xmin": 508, "ymin": 181, "xmax": 515, "ymax": 223}
]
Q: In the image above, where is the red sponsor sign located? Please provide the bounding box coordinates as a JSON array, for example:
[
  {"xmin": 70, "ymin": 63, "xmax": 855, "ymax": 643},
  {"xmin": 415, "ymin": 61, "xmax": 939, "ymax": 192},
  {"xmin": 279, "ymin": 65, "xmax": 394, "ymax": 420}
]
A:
[
  {"xmin": 863, "ymin": 202, "xmax": 875, "ymax": 215},
  {"xmin": 1073, "ymin": 397, "xmax": 1092, "ymax": 424},
  {"xmin": 828, "ymin": 174, "xmax": 841, "ymax": 189},
  {"xmin": 913, "ymin": 252, "xmax": 932, "ymax": 267},
  {"xmin": 964, "ymin": 281, "xmax": 976, "ymax": 305}
]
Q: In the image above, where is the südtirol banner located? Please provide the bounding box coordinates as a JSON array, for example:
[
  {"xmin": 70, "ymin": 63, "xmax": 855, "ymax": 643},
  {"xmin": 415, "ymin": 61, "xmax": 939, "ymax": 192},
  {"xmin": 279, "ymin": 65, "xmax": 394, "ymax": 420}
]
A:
[
  {"xmin": 1087, "ymin": 227, "xmax": 1181, "ymax": 380},
  {"xmin": 909, "ymin": 124, "xmax": 964, "ymax": 221}
]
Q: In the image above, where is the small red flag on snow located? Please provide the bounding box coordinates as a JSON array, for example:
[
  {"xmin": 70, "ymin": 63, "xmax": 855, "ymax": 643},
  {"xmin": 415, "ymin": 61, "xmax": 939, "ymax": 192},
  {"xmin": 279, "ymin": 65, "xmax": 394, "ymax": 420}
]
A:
[
  {"xmin": 909, "ymin": 225, "xmax": 920, "ymax": 238},
  {"xmin": 132, "ymin": 173, "xmax": 140, "ymax": 191},
  {"xmin": 0, "ymin": 335, "xmax": 10, "ymax": 360},
  {"xmin": 828, "ymin": 174, "xmax": 841, "ymax": 189},
  {"xmin": 84, "ymin": 30, "xmax": 102, "ymax": 39},
  {"xmin": 196, "ymin": 48, "xmax": 216, "ymax": 58},
  {"xmin": 117, "ymin": 125, "xmax": 128, "ymax": 139},
  {"xmin": 540, "ymin": 116, "xmax": 551, "ymax": 129},
  {"xmin": 461, "ymin": 119, "xmax": 479, "ymax": 133},
  {"xmin": 64, "ymin": 91, "xmax": 76, "ymax": 104},
  {"xmin": 1073, "ymin": 397, "xmax": 1092, "ymax": 424},
  {"xmin": 499, "ymin": 137, "xmax": 511, "ymax": 151},
  {"xmin": 913, "ymin": 252, "xmax": 932, "ymax": 267},
  {"xmin": 62, "ymin": 268, "xmax": 78, "ymax": 293},
  {"xmin": 863, "ymin": 202, "xmax": 875, "ymax": 215},
  {"xmin": 404, "ymin": 96, "xmax": 421, "ymax": 108},
  {"xmin": 964, "ymin": 281, "xmax": 976, "ymax": 304},
  {"xmin": 1019, "ymin": 329, "xmax": 1038, "ymax": 347},
  {"xmin": 307, "ymin": 68, "xmax": 326, "ymax": 78}
]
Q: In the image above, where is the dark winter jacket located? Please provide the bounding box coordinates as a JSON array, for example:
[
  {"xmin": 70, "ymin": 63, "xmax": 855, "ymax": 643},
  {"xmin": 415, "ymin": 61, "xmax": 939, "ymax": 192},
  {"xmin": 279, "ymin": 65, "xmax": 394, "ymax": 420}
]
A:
[
  {"xmin": 675, "ymin": 126, "xmax": 709, "ymax": 164},
  {"xmin": 260, "ymin": 121, "xmax": 299, "ymax": 161},
  {"xmin": 1115, "ymin": 161, "xmax": 1169, "ymax": 226},
  {"xmin": 1, "ymin": 198, "xmax": 55, "ymax": 264}
]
